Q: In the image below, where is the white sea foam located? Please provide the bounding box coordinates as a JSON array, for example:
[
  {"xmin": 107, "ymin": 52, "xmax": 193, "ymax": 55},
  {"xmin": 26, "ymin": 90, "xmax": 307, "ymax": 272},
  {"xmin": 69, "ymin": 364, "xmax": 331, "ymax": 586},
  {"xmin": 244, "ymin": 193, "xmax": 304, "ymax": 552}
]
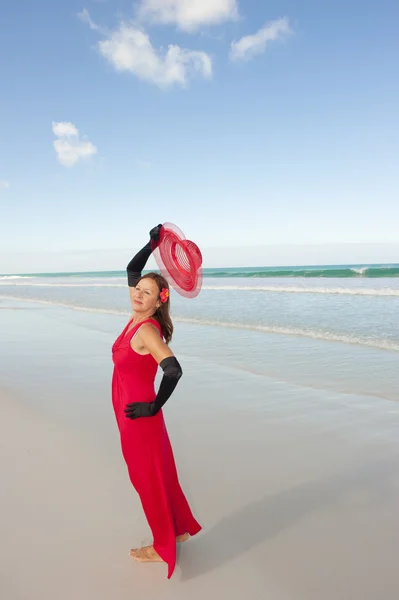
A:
[
  {"xmin": 1, "ymin": 280, "xmax": 399, "ymax": 297},
  {"xmin": 0, "ymin": 282, "xmax": 125, "ymax": 288},
  {"xmin": 174, "ymin": 317, "xmax": 399, "ymax": 352},
  {"xmin": 1, "ymin": 295, "xmax": 398, "ymax": 353},
  {"xmin": 0, "ymin": 275, "xmax": 35, "ymax": 280},
  {"xmin": 350, "ymin": 267, "xmax": 368, "ymax": 275},
  {"xmin": 0, "ymin": 295, "xmax": 129, "ymax": 316},
  {"xmin": 202, "ymin": 285, "xmax": 399, "ymax": 297}
]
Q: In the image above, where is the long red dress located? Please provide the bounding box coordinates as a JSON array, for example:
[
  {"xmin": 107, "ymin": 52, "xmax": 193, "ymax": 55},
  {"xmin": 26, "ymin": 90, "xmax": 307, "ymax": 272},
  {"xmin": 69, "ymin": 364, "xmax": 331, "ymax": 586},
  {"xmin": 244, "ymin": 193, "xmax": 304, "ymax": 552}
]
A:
[{"xmin": 112, "ymin": 317, "xmax": 201, "ymax": 578}]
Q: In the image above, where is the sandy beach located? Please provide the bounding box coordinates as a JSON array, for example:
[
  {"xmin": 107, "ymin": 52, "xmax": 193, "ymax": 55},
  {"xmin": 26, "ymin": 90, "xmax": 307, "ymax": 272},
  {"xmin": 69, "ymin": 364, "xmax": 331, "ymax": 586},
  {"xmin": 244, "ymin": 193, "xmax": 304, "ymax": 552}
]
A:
[{"xmin": 1, "ymin": 299, "xmax": 399, "ymax": 599}]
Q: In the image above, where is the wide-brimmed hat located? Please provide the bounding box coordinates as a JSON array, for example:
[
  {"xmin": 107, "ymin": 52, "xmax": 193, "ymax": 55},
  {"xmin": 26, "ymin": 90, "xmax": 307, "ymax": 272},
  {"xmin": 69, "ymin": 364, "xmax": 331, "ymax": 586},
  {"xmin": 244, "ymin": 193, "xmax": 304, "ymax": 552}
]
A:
[{"xmin": 151, "ymin": 222, "xmax": 202, "ymax": 298}]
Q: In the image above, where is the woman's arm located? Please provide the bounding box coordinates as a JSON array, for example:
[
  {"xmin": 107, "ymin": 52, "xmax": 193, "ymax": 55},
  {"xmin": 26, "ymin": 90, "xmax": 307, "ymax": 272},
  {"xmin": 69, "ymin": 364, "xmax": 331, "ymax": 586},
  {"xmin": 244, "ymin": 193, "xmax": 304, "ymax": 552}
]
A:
[
  {"xmin": 124, "ymin": 324, "xmax": 183, "ymax": 420},
  {"xmin": 126, "ymin": 224, "xmax": 162, "ymax": 288}
]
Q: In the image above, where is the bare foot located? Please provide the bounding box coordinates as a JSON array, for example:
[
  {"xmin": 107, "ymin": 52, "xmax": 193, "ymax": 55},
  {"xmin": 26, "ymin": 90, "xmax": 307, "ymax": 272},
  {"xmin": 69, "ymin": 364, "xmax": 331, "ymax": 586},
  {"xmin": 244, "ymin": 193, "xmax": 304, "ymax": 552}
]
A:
[
  {"xmin": 129, "ymin": 546, "xmax": 164, "ymax": 563},
  {"xmin": 176, "ymin": 533, "xmax": 189, "ymax": 543}
]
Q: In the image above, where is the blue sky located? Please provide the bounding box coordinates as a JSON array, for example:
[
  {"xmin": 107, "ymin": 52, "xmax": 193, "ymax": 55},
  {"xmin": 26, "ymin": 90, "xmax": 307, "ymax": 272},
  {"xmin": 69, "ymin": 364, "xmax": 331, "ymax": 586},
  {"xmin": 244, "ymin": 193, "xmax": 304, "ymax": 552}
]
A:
[{"xmin": 1, "ymin": 0, "xmax": 399, "ymax": 271}]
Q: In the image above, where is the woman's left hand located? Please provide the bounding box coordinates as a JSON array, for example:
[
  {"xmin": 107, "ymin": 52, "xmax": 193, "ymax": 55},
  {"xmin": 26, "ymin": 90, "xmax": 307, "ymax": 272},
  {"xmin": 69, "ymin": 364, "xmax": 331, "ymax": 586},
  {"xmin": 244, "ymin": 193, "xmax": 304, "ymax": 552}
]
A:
[{"xmin": 124, "ymin": 402, "xmax": 156, "ymax": 419}]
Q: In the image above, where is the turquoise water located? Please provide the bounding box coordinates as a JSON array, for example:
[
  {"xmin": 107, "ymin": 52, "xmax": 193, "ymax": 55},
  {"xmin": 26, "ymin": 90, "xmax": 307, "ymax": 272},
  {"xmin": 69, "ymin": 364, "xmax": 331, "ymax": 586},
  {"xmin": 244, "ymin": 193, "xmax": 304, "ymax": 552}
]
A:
[
  {"xmin": 1, "ymin": 265, "xmax": 399, "ymax": 402},
  {"xmin": 2, "ymin": 263, "xmax": 399, "ymax": 279}
]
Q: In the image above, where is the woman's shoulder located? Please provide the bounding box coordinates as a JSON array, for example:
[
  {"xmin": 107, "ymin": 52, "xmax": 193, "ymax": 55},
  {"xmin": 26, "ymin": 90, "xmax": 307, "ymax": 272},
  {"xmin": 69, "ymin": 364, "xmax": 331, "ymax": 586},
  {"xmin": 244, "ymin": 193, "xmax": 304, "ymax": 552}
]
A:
[{"xmin": 140, "ymin": 319, "xmax": 163, "ymax": 336}]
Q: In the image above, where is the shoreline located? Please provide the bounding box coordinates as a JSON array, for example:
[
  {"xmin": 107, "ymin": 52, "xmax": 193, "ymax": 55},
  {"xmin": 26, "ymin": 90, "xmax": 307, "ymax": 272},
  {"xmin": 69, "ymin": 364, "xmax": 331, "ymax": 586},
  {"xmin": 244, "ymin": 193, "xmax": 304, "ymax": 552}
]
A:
[
  {"xmin": 1, "ymin": 296, "xmax": 398, "ymax": 404},
  {"xmin": 1, "ymin": 301, "xmax": 399, "ymax": 599}
]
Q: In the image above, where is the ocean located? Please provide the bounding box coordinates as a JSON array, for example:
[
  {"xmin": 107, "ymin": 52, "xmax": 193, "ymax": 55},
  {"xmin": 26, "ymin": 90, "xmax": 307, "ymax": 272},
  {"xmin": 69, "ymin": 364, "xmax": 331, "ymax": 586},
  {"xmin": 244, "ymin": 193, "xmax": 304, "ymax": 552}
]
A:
[{"xmin": 1, "ymin": 263, "xmax": 399, "ymax": 403}]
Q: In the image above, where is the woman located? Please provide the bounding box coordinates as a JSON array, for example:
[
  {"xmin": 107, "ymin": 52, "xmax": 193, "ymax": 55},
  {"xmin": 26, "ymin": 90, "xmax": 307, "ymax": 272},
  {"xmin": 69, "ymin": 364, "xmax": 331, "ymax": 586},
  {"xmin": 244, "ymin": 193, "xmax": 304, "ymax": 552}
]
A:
[{"xmin": 111, "ymin": 225, "xmax": 201, "ymax": 579}]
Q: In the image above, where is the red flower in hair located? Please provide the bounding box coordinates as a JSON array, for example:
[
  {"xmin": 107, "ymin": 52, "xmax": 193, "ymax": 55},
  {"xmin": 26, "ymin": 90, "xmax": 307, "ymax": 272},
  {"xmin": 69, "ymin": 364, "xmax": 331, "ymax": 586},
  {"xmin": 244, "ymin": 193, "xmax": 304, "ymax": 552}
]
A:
[{"xmin": 160, "ymin": 288, "xmax": 169, "ymax": 303}]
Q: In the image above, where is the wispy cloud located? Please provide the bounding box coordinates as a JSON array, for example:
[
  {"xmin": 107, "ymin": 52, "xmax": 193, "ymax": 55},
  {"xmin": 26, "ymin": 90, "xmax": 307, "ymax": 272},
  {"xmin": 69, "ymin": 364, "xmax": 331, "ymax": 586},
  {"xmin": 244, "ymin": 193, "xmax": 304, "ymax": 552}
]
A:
[
  {"xmin": 78, "ymin": 8, "xmax": 103, "ymax": 32},
  {"xmin": 137, "ymin": 0, "xmax": 239, "ymax": 32},
  {"xmin": 0, "ymin": 180, "xmax": 10, "ymax": 190},
  {"xmin": 52, "ymin": 121, "xmax": 98, "ymax": 167},
  {"xmin": 230, "ymin": 17, "xmax": 292, "ymax": 62},
  {"xmin": 79, "ymin": 10, "xmax": 212, "ymax": 89}
]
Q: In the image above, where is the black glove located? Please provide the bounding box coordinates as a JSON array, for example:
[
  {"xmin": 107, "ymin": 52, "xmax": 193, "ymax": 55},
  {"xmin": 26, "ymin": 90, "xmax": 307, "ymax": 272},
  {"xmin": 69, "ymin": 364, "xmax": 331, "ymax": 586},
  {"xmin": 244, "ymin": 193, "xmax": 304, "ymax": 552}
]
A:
[
  {"xmin": 124, "ymin": 402, "xmax": 156, "ymax": 419},
  {"xmin": 126, "ymin": 224, "xmax": 163, "ymax": 287},
  {"xmin": 149, "ymin": 224, "xmax": 163, "ymax": 244},
  {"xmin": 124, "ymin": 357, "xmax": 182, "ymax": 420}
]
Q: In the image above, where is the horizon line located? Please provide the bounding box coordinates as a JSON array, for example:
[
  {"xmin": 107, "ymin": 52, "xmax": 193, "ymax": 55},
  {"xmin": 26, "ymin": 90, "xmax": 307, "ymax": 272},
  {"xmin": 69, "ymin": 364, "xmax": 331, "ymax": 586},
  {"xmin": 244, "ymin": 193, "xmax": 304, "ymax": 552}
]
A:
[{"xmin": 2, "ymin": 262, "xmax": 399, "ymax": 277}]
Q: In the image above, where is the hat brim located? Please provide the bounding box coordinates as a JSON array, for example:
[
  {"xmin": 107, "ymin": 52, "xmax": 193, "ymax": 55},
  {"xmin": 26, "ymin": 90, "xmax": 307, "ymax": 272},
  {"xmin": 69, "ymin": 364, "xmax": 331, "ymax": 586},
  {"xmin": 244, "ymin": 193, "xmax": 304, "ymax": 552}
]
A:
[{"xmin": 151, "ymin": 222, "xmax": 202, "ymax": 299}]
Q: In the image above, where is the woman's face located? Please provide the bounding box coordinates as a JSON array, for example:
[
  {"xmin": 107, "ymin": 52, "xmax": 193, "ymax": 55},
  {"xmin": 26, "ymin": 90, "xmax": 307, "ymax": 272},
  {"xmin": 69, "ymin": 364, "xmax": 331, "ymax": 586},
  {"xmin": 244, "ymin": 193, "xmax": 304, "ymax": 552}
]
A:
[{"xmin": 132, "ymin": 278, "xmax": 160, "ymax": 314}]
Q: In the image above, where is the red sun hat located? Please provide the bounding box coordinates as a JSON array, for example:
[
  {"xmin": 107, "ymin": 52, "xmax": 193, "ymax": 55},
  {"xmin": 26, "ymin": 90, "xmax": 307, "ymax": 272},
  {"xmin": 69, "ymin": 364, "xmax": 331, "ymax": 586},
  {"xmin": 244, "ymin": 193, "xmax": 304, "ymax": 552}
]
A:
[{"xmin": 151, "ymin": 222, "xmax": 202, "ymax": 299}]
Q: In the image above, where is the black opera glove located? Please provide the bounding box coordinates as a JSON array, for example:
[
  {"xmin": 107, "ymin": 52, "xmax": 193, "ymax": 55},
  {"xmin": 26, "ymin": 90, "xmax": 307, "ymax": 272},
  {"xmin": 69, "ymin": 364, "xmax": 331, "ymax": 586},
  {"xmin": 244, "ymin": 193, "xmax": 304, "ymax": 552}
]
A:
[
  {"xmin": 149, "ymin": 224, "xmax": 163, "ymax": 244},
  {"xmin": 124, "ymin": 402, "xmax": 156, "ymax": 419},
  {"xmin": 126, "ymin": 224, "xmax": 163, "ymax": 288},
  {"xmin": 124, "ymin": 357, "xmax": 183, "ymax": 420}
]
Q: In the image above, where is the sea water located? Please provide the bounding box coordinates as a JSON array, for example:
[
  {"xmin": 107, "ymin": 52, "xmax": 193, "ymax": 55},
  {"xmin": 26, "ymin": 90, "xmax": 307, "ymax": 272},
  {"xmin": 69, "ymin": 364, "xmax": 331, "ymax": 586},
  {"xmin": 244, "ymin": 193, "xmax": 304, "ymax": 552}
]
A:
[{"xmin": 1, "ymin": 264, "xmax": 399, "ymax": 402}]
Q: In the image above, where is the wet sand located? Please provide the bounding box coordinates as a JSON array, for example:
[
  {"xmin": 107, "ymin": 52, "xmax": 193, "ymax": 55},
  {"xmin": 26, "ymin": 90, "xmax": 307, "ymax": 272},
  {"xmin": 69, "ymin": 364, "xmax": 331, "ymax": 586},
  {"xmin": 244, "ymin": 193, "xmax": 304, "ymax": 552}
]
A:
[{"xmin": 1, "ymin": 300, "xmax": 399, "ymax": 599}]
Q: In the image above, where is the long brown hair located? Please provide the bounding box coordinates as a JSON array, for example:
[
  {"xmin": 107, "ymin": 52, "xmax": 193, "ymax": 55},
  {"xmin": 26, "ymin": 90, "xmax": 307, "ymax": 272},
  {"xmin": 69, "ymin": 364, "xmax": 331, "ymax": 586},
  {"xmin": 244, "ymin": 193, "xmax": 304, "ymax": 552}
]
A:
[{"xmin": 139, "ymin": 272, "xmax": 173, "ymax": 344}]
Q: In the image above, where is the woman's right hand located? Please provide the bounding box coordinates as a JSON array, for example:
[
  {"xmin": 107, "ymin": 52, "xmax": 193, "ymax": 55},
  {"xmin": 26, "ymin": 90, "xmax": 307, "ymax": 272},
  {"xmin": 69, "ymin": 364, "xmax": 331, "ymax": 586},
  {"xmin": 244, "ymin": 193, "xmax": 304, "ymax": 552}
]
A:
[{"xmin": 149, "ymin": 224, "xmax": 163, "ymax": 243}]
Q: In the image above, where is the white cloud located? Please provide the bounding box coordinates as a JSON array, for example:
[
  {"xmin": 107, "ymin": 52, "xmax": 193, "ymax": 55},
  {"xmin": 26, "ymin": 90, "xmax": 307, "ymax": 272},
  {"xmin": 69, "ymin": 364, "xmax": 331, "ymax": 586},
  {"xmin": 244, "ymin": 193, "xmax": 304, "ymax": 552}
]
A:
[
  {"xmin": 96, "ymin": 21, "xmax": 212, "ymax": 88},
  {"xmin": 137, "ymin": 0, "xmax": 238, "ymax": 32},
  {"xmin": 52, "ymin": 122, "xmax": 79, "ymax": 137},
  {"xmin": 78, "ymin": 8, "xmax": 102, "ymax": 32},
  {"xmin": 52, "ymin": 121, "xmax": 98, "ymax": 168},
  {"xmin": 230, "ymin": 17, "xmax": 292, "ymax": 62},
  {"xmin": 0, "ymin": 180, "xmax": 10, "ymax": 190}
]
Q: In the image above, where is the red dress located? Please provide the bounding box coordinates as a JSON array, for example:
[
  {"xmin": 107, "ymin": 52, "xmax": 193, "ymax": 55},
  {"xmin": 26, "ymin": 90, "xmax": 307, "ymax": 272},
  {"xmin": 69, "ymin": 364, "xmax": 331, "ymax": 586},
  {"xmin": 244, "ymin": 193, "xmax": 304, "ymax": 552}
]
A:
[{"xmin": 112, "ymin": 317, "xmax": 201, "ymax": 578}]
